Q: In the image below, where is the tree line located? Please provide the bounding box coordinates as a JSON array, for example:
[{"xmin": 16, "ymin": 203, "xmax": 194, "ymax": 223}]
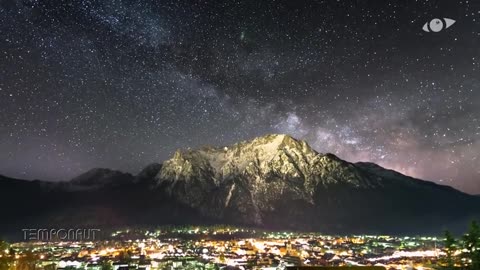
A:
[{"xmin": 441, "ymin": 221, "xmax": 480, "ymax": 270}]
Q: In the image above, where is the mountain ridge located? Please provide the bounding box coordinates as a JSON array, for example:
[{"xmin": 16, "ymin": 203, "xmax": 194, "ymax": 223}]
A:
[
  {"xmin": 151, "ymin": 134, "xmax": 478, "ymax": 231},
  {"xmin": 0, "ymin": 134, "xmax": 478, "ymax": 237}
]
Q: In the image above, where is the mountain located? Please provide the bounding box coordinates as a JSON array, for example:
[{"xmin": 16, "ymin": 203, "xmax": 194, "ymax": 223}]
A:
[
  {"xmin": 68, "ymin": 168, "xmax": 135, "ymax": 190},
  {"xmin": 135, "ymin": 163, "xmax": 162, "ymax": 184},
  {"xmin": 155, "ymin": 134, "xmax": 479, "ymax": 232},
  {"xmin": 0, "ymin": 134, "xmax": 479, "ymax": 238}
]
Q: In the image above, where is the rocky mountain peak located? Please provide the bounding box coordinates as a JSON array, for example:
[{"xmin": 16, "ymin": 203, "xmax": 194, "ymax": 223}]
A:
[
  {"xmin": 156, "ymin": 134, "xmax": 368, "ymax": 187},
  {"xmin": 154, "ymin": 134, "xmax": 380, "ymax": 225},
  {"xmin": 157, "ymin": 134, "xmax": 315, "ymax": 182},
  {"xmin": 236, "ymin": 134, "xmax": 313, "ymax": 153}
]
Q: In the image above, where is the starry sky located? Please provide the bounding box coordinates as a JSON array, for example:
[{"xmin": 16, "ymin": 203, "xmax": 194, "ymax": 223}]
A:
[{"xmin": 0, "ymin": 0, "xmax": 479, "ymax": 193}]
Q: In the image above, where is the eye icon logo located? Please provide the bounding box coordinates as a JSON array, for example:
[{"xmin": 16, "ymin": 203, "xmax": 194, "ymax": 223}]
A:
[{"xmin": 423, "ymin": 18, "xmax": 455, "ymax": 32}]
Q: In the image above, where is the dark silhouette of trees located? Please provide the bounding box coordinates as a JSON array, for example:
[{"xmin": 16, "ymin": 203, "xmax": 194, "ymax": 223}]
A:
[
  {"xmin": 462, "ymin": 221, "xmax": 480, "ymax": 269},
  {"xmin": 441, "ymin": 220, "xmax": 480, "ymax": 270},
  {"xmin": 0, "ymin": 240, "xmax": 11, "ymax": 270},
  {"xmin": 443, "ymin": 230, "xmax": 457, "ymax": 269},
  {"xmin": 0, "ymin": 241, "xmax": 7, "ymax": 253}
]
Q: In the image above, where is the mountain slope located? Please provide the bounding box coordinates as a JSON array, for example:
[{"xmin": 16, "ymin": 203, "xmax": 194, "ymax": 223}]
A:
[
  {"xmin": 0, "ymin": 134, "xmax": 479, "ymax": 237},
  {"xmin": 155, "ymin": 134, "xmax": 480, "ymax": 233}
]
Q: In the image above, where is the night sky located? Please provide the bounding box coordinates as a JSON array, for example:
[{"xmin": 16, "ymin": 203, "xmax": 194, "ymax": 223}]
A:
[{"xmin": 1, "ymin": 0, "xmax": 479, "ymax": 193}]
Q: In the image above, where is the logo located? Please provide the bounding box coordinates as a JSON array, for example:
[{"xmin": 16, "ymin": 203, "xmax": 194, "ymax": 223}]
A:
[
  {"xmin": 22, "ymin": 228, "xmax": 101, "ymax": 241},
  {"xmin": 422, "ymin": 18, "xmax": 455, "ymax": 32}
]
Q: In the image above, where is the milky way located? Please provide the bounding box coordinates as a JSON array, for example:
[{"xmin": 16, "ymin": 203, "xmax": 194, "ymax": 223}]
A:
[{"xmin": 0, "ymin": 0, "xmax": 479, "ymax": 193}]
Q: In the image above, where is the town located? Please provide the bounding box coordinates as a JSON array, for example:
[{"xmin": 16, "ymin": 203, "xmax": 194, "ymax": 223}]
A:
[{"xmin": 0, "ymin": 226, "xmax": 451, "ymax": 270}]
